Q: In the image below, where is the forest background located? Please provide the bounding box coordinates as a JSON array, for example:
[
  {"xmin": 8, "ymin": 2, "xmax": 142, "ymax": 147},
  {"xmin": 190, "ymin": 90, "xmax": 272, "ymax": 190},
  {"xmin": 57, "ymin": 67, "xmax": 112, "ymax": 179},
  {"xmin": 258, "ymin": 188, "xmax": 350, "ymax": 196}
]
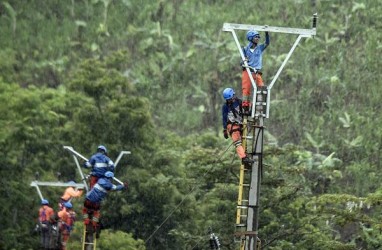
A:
[{"xmin": 0, "ymin": 0, "xmax": 381, "ymax": 249}]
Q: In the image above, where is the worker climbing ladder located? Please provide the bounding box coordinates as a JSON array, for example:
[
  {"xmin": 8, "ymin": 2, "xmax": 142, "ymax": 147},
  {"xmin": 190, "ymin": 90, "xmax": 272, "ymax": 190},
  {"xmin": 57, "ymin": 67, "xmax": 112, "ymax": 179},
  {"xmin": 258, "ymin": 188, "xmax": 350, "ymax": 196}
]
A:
[{"xmin": 222, "ymin": 14, "xmax": 317, "ymax": 250}]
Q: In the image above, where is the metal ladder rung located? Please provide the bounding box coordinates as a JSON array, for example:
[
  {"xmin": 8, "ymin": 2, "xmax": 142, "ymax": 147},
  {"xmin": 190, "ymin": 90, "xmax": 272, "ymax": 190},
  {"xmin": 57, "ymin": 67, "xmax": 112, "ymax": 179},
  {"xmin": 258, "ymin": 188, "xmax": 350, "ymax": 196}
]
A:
[
  {"xmin": 236, "ymin": 224, "xmax": 247, "ymax": 227},
  {"xmin": 237, "ymin": 205, "xmax": 248, "ymax": 209},
  {"xmin": 255, "ymin": 102, "xmax": 267, "ymax": 105}
]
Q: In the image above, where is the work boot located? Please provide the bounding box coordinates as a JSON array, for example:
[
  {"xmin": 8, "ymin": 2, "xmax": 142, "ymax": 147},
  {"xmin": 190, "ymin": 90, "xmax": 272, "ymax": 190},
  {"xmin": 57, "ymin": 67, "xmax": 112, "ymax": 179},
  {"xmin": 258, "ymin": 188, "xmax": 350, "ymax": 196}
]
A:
[
  {"xmin": 242, "ymin": 105, "xmax": 251, "ymax": 116},
  {"xmin": 242, "ymin": 156, "xmax": 254, "ymax": 169}
]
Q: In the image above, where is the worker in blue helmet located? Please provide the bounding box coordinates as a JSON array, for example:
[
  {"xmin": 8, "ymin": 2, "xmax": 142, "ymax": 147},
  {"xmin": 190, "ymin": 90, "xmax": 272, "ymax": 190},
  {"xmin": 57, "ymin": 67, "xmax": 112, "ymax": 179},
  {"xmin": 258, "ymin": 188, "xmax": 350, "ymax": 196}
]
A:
[
  {"xmin": 222, "ymin": 88, "xmax": 253, "ymax": 167},
  {"xmin": 83, "ymin": 145, "xmax": 115, "ymax": 189},
  {"xmin": 82, "ymin": 171, "xmax": 128, "ymax": 238},
  {"xmin": 241, "ymin": 29, "xmax": 270, "ymax": 114},
  {"xmin": 37, "ymin": 199, "xmax": 55, "ymax": 249},
  {"xmin": 58, "ymin": 202, "xmax": 76, "ymax": 249}
]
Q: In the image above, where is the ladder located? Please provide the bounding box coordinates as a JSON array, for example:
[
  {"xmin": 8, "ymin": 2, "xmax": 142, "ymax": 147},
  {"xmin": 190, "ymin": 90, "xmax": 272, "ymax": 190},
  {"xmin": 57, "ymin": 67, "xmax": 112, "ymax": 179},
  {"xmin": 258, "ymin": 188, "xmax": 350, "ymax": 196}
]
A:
[
  {"xmin": 235, "ymin": 88, "xmax": 267, "ymax": 249},
  {"xmin": 82, "ymin": 223, "xmax": 97, "ymax": 250}
]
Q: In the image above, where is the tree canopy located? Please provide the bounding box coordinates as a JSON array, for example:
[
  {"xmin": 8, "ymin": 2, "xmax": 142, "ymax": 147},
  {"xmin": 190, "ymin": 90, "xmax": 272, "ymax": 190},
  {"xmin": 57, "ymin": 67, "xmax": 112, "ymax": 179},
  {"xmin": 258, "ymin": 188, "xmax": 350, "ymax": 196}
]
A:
[{"xmin": 0, "ymin": 0, "xmax": 381, "ymax": 249}]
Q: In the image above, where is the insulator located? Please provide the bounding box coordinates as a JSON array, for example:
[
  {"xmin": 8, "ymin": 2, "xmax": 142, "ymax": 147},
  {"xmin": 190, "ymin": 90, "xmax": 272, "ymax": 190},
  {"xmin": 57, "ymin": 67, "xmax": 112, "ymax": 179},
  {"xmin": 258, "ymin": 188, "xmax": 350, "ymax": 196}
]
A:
[{"xmin": 312, "ymin": 13, "xmax": 318, "ymax": 28}]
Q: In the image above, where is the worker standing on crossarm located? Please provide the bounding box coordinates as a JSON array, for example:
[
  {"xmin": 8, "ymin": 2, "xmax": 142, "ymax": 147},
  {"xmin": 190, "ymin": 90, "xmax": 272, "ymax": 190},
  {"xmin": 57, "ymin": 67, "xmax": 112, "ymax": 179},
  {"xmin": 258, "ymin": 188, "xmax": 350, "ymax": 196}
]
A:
[
  {"xmin": 82, "ymin": 171, "xmax": 128, "ymax": 238},
  {"xmin": 222, "ymin": 87, "xmax": 253, "ymax": 167},
  {"xmin": 83, "ymin": 145, "xmax": 115, "ymax": 189},
  {"xmin": 241, "ymin": 30, "xmax": 270, "ymax": 114},
  {"xmin": 59, "ymin": 181, "xmax": 83, "ymax": 210},
  {"xmin": 38, "ymin": 199, "xmax": 55, "ymax": 250}
]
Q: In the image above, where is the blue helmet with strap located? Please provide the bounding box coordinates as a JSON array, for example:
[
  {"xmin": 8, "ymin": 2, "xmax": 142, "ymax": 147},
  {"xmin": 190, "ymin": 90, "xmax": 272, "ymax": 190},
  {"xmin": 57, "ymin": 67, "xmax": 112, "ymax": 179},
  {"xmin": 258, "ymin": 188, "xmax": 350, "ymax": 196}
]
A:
[
  {"xmin": 41, "ymin": 199, "xmax": 49, "ymax": 205},
  {"xmin": 105, "ymin": 171, "xmax": 114, "ymax": 178},
  {"xmin": 97, "ymin": 145, "xmax": 107, "ymax": 153},
  {"xmin": 223, "ymin": 88, "xmax": 235, "ymax": 100},
  {"xmin": 63, "ymin": 202, "xmax": 73, "ymax": 208},
  {"xmin": 246, "ymin": 30, "xmax": 260, "ymax": 41}
]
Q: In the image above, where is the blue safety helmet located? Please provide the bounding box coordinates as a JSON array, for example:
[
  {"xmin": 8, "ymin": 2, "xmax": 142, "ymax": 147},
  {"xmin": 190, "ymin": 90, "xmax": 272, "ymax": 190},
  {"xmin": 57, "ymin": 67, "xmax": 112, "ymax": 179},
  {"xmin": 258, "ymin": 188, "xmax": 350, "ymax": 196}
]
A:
[
  {"xmin": 63, "ymin": 202, "xmax": 73, "ymax": 208},
  {"xmin": 105, "ymin": 171, "xmax": 114, "ymax": 178},
  {"xmin": 68, "ymin": 181, "xmax": 76, "ymax": 186},
  {"xmin": 97, "ymin": 145, "xmax": 107, "ymax": 153},
  {"xmin": 246, "ymin": 30, "xmax": 260, "ymax": 41},
  {"xmin": 41, "ymin": 199, "xmax": 49, "ymax": 205},
  {"xmin": 223, "ymin": 88, "xmax": 235, "ymax": 100}
]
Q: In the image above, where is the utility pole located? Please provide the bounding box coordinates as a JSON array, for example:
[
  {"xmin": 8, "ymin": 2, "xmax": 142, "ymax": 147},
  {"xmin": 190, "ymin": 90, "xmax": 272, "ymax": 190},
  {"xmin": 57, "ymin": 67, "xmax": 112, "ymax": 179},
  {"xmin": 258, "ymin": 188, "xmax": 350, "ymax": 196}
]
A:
[{"xmin": 223, "ymin": 14, "xmax": 317, "ymax": 250}]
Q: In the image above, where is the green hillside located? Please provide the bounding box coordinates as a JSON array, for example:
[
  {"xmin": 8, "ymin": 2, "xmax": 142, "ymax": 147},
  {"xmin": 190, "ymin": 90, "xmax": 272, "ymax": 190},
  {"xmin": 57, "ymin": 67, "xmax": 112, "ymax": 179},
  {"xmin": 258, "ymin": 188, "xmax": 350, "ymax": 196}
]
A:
[{"xmin": 0, "ymin": 0, "xmax": 381, "ymax": 249}]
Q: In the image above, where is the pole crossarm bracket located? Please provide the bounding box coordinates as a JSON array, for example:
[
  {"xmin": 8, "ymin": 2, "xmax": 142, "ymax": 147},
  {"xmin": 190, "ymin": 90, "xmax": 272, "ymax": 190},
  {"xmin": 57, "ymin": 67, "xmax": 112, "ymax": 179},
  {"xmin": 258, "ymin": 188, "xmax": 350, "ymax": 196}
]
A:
[
  {"xmin": 222, "ymin": 23, "xmax": 316, "ymax": 37},
  {"xmin": 115, "ymin": 151, "xmax": 131, "ymax": 169},
  {"xmin": 30, "ymin": 181, "xmax": 86, "ymax": 189}
]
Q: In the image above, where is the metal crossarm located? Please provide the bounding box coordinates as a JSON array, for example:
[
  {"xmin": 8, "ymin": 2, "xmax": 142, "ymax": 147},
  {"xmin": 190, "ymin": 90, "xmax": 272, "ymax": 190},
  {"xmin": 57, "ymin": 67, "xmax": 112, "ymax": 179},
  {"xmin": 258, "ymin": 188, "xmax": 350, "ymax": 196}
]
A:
[
  {"xmin": 222, "ymin": 23, "xmax": 316, "ymax": 37},
  {"xmin": 30, "ymin": 181, "xmax": 86, "ymax": 188}
]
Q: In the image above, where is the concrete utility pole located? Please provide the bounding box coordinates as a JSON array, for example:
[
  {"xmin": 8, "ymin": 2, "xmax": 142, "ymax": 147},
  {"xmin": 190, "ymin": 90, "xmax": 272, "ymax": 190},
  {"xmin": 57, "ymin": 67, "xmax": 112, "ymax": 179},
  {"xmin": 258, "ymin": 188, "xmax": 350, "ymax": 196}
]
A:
[{"xmin": 222, "ymin": 14, "xmax": 317, "ymax": 250}]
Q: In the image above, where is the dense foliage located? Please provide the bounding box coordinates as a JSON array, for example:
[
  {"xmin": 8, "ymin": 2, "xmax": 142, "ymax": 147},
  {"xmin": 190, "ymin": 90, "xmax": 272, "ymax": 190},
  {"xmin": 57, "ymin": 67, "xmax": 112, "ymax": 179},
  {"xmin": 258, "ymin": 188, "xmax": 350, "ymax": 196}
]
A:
[{"xmin": 0, "ymin": 0, "xmax": 381, "ymax": 249}]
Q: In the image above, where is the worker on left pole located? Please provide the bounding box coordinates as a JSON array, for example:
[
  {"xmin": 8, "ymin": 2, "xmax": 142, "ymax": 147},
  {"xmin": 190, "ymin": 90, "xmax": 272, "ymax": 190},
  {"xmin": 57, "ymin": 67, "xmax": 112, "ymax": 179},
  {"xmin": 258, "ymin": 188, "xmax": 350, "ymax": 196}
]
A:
[
  {"xmin": 37, "ymin": 199, "xmax": 55, "ymax": 250},
  {"xmin": 83, "ymin": 145, "xmax": 115, "ymax": 189},
  {"xmin": 58, "ymin": 181, "xmax": 83, "ymax": 210},
  {"xmin": 58, "ymin": 201, "xmax": 76, "ymax": 250}
]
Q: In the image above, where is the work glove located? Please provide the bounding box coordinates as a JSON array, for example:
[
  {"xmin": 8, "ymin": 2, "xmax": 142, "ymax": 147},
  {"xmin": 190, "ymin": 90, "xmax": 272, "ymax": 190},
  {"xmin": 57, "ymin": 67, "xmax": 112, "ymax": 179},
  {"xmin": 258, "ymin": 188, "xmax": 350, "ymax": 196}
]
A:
[
  {"xmin": 240, "ymin": 58, "xmax": 248, "ymax": 67},
  {"xmin": 82, "ymin": 161, "xmax": 89, "ymax": 168},
  {"xmin": 124, "ymin": 182, "xmax": 129, "ymax": 190},
  {"xmin": 223, "ymin": 129, "xmax": 229, "ymax": 139}
]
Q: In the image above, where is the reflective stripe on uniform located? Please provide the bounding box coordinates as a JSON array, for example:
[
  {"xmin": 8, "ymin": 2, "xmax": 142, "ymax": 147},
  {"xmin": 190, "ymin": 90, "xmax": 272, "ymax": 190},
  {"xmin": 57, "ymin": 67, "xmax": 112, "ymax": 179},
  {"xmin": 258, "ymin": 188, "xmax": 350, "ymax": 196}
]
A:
[
  {"xmin": 94, "ymin": 183, "xmax": 107, "ymax": 193},
  {"xmin": 234, "ymin": 140, "xmax": 242, "ymax": 147},
  {"xmin": 94, "ymin": 162, "xmax": 108, "ymax": 168}
]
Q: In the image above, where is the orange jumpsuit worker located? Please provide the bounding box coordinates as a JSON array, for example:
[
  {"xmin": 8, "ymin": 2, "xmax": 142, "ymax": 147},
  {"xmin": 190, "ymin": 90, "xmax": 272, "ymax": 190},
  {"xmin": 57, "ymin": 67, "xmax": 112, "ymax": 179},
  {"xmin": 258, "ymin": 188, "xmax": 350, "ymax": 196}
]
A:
[
  {"xmin": 38, "ymin": 199, "xmax": 55, "ymax": 249},
  {"xmin": 58, "ymin": 202, "xmax": 76, "ymax": 250},
  {"xmin": 221, "ymin": 88, "xmax": 253, "ymax": 167},
  {"xmin": 59, "ymin": 181, "xmax": 83, "ymax": 210},
  {"xmin": 241, "ymin": 30, "xmax": 270, "ymax": 114}
]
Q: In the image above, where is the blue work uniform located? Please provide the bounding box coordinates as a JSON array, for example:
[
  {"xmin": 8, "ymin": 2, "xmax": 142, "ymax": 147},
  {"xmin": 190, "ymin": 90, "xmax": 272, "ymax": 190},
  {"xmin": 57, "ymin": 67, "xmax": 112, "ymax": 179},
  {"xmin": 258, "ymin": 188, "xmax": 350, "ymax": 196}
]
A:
[
  {"xmin": 86, "ymin": 178, "xmax": 124, "ymax": 204},
  {"xmin": 84, "ymin": 153, "xmax": 115, "ymax": 178},
  {"xmin": 222, "ymin": 98, "xmax": 243, "ymax": 130},
  {"xmin": 243, "ymin": 33, "xmax": 270, "ymax": 70}
]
